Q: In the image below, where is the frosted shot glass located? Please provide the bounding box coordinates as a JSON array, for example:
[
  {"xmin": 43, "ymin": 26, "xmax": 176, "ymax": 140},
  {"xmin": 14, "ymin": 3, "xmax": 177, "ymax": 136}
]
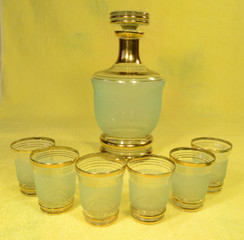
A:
[
  {"xmin": 30, "ymin": 146, "xmax": 79, "ymax": 214},
  {"xmin": 10, "ymin": 137, "xmax": 55, "ymax": 195},
  {"xmin": 75, "ymin": 153, "xmax": 126, "ymax": 226},
  {"xmin": 191, "ymin": 137, "xmax": 233, "ymax": 193},
  {"xmin": 127, "ymin": 155, "xmax": 176, "ymax": 224},
  {"xmin": 169, "ymin": 147, "xmax": 215, "ymax": 211}
]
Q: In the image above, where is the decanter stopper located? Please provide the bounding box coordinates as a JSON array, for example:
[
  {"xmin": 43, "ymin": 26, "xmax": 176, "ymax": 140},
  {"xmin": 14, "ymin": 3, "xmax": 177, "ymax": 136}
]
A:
[{"xmin": 110, "ymin": 11, "xmax": 149, "ymax": 32}]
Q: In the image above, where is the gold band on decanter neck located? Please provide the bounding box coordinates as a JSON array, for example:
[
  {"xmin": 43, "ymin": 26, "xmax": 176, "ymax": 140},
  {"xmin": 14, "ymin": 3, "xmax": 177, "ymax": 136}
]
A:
[{"xmin": 115, "ymin": 31, "xmax": 143, "ymax": 39}]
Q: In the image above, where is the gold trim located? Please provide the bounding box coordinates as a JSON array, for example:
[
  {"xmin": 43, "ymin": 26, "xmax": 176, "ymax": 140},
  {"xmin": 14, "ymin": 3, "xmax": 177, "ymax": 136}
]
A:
[
  {"xmin": 100, "ymin": 135, "xmax": 153, "ymax": 150},
  {"xmin": 100, "ymin": 145, "xmax": 153, "ymax": 160},
  {"xmin": 191, "ymin": 137, "xmax": 233, "ymax": 154},
  {"xmin": 111, "ymin": 21, "xmax": 149, "ymax": 25},
  {"xmin": 132, "ymin": 217, "xmax": 164, "ymax": 225},
  {"xmin": 208, "ymin": 185, "xmax": 223, "ymax": 189},
  {"xmin": 110, "ymin": 11, "xmax": 149, "ymax": 17},
  {"xmin": 131, "ymin": 207, "xmax": 166, "ymax": 219},
  {"xmin": 30, "ymin": 146, "xmax": 79, "ymax": 169},
  {"xmin": 115, "ymin": 31, "xmax": 143, "ymax": 39},
  {"xmin": 83, "ymin": 211, "xmax": 119, "ymax": 227},
  {"xmin": 173, "ymin": 194, "xmax": 204, "ymax": 205},
  {"xmin": 208, "ymin": 184, "xmax": 223, "ymax": 193},
  {"xmin": 39, "ymin": 198, "xmax": 74, "ymax": 214},
  {"xmin": 19, "ymin": 185, "xmax": 36, "ymax": 195},
  {"xmin": 100, "ymin": 141, "xmax": 153, "ymax": 150},
  {"xmin": 110, "ymin": 11, "xmax": 149, "ymax": 25},
  {"xmin": 76, "ymin": 153, "xmax": 126, "ymax": 178},
  {"xmin": 172, "ymin": 195, "xmax": 204, "ymax": 212},
  {"xmin": 10, "ymin": 137, "xmax": 55, "ymax": 153},
  {"xmin": 130, "ymin": 207, "xmax": 165, "ymax": 224},
  {"xmin": 173, "ymin": 202, "xmax": 203, "ymax": 212},
  {"xmin": 85, "ymin": 218, "xmax": 118, "ymax": 227},
  {"xmin": 169, "ymin": 147, "xmax": 215, "ymax": 167},
  {"xmin": 127, "ymin": 154, "xmax": 175, "ymax": 178}
]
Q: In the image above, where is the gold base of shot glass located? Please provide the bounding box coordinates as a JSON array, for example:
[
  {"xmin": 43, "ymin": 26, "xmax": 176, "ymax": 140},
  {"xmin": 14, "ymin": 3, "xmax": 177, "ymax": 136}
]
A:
[
  {"xmin": 191, "ymin": 137, "xmax": 233, "ymax": 193},
  {"xmin": 172, "ymin": 194, "xmax": 204, "ymax": 211},
  {"xmin": 170, "ymin": 147, "xmax": 215, "ymax": 211},
  {"xmin": 19, "ymin": 184, "xmax": 36, "ymax": 195},
  {"xmin": 130, "ymin": 206, "xmax": 166, "ymax": 224},
  {"xmin": 10, "ymin": 137, "xmax": 55, "ymax": 195},
  {"xmin": 207, "ymin": 184, "xmax": 223, "ymax": 193},
  {"xmin": 83, "ymin": 210, "xmax": 119, "ymax": 226},
  {"xmin": 39, "ymin": 197, "xmax": 74, "ymax": 214}
]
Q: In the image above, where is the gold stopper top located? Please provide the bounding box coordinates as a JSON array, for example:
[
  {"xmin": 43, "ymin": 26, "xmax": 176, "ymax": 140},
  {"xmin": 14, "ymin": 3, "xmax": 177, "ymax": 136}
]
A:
[{"xmin": 110, "ymin": 11, "xmax": 149, "ymax": 31}]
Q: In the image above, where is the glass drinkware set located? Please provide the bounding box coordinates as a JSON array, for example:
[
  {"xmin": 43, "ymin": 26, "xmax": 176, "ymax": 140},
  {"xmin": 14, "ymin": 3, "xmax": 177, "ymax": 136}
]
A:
[
  {"xmin": 10, "ymin": 11, "xmax": 233, "ymax": 226},
  {"xmin": 10, "ymin": 136, "xmax": 232, "ymax": 226}
]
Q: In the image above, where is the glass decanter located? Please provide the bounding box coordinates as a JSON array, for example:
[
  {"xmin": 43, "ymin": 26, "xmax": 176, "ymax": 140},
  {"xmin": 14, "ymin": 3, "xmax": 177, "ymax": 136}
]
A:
[{"xmin": 92, "ymin": 11, "xmax": 165, "ymax": 158}]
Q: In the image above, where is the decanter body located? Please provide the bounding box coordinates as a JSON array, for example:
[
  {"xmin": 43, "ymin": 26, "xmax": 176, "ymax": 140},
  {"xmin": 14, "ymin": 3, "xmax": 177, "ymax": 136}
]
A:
[{"xmin": 92, "ymin": 11, "xmax": 165, "ymax": 158}]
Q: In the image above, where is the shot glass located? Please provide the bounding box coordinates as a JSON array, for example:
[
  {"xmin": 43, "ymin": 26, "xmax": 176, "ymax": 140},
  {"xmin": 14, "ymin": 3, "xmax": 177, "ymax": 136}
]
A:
[
  {"xmin": 10, "ymin": 137, "xmax": 55, "ymax": 195},
  {"xmin": 30, "ymin": 146, "xmax": 79, "ymax": 214},
  {"xmin": 191, "ymin": 137, "xmax": 233, "ymax": 193},
  {"xmin": 169, "ymin": 147, "xmax": 215, "ymax": 211},
  {"xmin": 75, "ymin": 152, "xmax": 126, "ymax": 226},
  {"xmin": 127, "ymin": 155, "xmax": 176, "ymax": 224}
]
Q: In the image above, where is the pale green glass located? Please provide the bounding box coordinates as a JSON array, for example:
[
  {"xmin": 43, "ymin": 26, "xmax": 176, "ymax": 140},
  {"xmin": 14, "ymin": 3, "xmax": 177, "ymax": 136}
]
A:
[
  {"xmin": 15, "ymin": 153, "xmax": 35, "ymax": 189},
  {"xmin": 127, "ymin": 155, "xmax": 175, "ymax": 224},
  {"xmin": 30, "ymin": 146, "xmax": 79, "ymax": 214},
  {"xmin": 170, "ymin": 148, "xmax": 215, "ymax": 211},
  {"xmin": 92, "ymin": 77, "xmax": 164, "ymax": 138},
  {"xmin": 33, "ymin": 166, "xmax": 76, "ymax": 211},
  {"xmin": 191, "ymin": 137, "xmax": 232, "ymax": 192},
  {"xmin": 172, "ymin": 165, "xmax": 211, "ymax": 202},
  {"xmin": 76, "ymin": 153, "xmax": 126, "ymax": 226},
  {"xmin": 209, "ymin": 154, "xmax": 228, "ymax": 189},
  {"xmin": 10, "ymin": 137, "xmax": 55, "ymax": 195}
]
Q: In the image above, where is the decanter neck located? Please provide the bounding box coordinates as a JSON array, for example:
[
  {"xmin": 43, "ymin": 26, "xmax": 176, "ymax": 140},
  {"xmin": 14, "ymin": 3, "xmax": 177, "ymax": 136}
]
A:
[{"xmin": 116, "ymin": 38, "xmax": 141, "ymax": 64}]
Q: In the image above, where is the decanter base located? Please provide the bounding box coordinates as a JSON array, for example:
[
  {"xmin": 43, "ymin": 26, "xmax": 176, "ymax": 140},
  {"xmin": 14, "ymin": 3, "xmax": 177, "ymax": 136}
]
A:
[{"xmin": 100, "ymin": 134, "xmax": 153, "ymax": 160}]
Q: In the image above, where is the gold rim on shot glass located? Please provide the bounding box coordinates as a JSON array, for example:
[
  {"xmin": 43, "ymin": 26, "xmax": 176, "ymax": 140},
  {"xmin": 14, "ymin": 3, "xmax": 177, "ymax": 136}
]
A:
[
  {"xmin": 76, "ymin": 152, "xmax": 127, "ymax": 226},
  {"xmin": 10, "ymin": 137, "xmax": 55, "ymax": 195},
  {"xmin": 76, "ymin": 152, "xmax": 126, "ymax": 177},
  {"xmin": 30, "ymin": 146, "xmax": 79, "ymax": 214},
  {"xmin": 191, "ymin": 137, "xmax": 232, "ymax": 154},
  {"xmin": 191, "ymin": 137, "xmax": 233, "ymax": 193},
  {"xmin": 169, "ymin": 147, "xmax": 215, "ymax": 211},
  {"xmin": 10, "ymin": 137, "xmax": 55, "ymax": 153},
  {"xmin": 127, "ymin": 154, "xmax": 176, "ymax": 224},
  {"xmin": 30, "ymin": 146, "xmax": 79, "ymax": 169},
  {"xmin": 127, "ymin": 154, "xmax": 176, "ymax": 178}
]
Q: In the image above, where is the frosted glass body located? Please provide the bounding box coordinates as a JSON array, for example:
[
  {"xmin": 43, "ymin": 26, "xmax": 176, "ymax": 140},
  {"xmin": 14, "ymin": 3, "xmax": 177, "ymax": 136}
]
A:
[
  {"xmin": 33, "ymin": 166, "xmax": 76, "ymax": 208},
  {"xmin": 209, "ymin": 154, "xmax": 228, "ymax": 187},
  {"xmin": 92, "ymin": 79, "xmax": 165, "ymax": 138},
  {"xmin": 15, "ymin": 153, "xmax": 35, "ymax": 188},
  {"xmin": 172, "ymin": 164, "xmax": 211, "ymax": 202},
  {"xmin": 78, "ymin": 173, "xmax": 124, "ymax": 219},
  {"xmin": 129, "ymin": 171, "xmax": 173, "ymax": 215}
]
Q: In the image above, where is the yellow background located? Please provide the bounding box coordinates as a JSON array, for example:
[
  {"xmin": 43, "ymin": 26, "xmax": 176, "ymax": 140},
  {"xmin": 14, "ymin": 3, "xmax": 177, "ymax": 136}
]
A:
[{"xmin": 0, "ymin": 0, "xmax": 243, "ymax": 239}]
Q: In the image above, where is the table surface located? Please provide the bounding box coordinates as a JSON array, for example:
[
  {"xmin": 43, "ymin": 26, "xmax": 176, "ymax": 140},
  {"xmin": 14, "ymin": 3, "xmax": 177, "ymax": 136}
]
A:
[{"xmin": 0, "ymin": 116, "xmax": 243, "ymax": 240}]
